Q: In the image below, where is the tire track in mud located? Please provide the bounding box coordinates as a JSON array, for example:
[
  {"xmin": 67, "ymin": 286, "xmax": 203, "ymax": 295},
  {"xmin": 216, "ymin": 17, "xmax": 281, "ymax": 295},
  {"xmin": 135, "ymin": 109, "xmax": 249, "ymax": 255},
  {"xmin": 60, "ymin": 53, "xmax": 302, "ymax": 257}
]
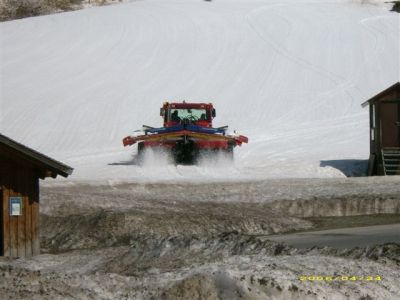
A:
[
  {"xmin": 2, "ymin": 232, "xmax": 399, "ymax": 300},
  {"xmin": 4, "ymin": 179, "xmax": 400, "ymax": 299},
  {"xmin": 40, "ymin": 177, "xmax": 400, "ymax": 252},
  {"xmin": 40, "ymin": 204, "xmax": 312, "ymax": 253}
]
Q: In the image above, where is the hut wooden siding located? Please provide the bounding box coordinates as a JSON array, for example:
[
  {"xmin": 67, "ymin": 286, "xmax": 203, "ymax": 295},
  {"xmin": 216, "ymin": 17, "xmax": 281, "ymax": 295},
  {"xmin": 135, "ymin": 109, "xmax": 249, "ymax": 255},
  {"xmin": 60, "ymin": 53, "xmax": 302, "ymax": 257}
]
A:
[
  {"xmin": 0, "ymin": 134, "xmax": 73, "ymax": 257},
  {"xmin": 362, "ymin": 82, "xmax": 400, "ymax": 175},
  {"xmin": 0, "ymin": 157, "xmax": 39, "ymax": 257}
]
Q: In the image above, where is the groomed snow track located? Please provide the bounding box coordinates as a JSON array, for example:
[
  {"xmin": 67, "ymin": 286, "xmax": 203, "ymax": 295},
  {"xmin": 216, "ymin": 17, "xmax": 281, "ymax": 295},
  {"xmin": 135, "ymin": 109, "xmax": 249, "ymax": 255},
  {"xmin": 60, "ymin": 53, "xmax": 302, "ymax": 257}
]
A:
[{"xmin": 1, "ymin": 0, "xmax": 399, "ymax": 181}]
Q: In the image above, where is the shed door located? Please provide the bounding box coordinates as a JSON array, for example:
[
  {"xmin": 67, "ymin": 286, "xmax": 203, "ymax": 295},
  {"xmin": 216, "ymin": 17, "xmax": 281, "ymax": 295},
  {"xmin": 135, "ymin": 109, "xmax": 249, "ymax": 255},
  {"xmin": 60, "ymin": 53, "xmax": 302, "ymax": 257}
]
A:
[{"xmin": 380, "ymin": 102, "xmax": 400, "ymax": 147}]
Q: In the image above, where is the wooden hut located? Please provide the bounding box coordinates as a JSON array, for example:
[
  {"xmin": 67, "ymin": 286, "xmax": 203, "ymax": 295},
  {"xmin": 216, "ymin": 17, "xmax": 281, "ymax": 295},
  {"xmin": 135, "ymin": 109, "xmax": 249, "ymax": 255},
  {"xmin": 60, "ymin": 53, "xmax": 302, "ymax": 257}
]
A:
[
  {"xmin": 362, "ymin": 82, "xmax": 400, "ymax": 175},
  {"xmin": 0, "ymin": 133, "xmax": 73, "ymax": 257}
]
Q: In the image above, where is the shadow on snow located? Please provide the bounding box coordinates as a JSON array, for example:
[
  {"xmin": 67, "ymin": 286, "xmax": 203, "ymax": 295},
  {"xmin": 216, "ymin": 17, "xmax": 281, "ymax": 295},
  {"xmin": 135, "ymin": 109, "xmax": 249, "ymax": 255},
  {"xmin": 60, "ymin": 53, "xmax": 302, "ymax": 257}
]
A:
[{"xmin": 320, "ymin": 159, "xmax": 368, "ymax": 177}]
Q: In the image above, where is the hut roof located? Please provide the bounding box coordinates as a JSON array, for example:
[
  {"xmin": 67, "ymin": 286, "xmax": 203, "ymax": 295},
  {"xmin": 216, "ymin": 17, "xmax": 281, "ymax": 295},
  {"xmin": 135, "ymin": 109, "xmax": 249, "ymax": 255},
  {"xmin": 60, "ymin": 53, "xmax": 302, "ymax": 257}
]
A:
[
  {"xmin": 361, "ymin": 82, "xmax": 400, "ymax": 108},
  {"xmin": 0, "ymin": 133, "xmax": 73, "ymax": 179}
]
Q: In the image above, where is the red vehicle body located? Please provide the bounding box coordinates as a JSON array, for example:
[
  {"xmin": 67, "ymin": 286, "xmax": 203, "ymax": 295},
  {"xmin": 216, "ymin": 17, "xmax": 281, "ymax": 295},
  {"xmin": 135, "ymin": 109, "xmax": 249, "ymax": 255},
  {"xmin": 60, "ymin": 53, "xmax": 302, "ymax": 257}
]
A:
[{"xmin": 123, "ymin": 101, "xmax": 248, "ymax": 163}]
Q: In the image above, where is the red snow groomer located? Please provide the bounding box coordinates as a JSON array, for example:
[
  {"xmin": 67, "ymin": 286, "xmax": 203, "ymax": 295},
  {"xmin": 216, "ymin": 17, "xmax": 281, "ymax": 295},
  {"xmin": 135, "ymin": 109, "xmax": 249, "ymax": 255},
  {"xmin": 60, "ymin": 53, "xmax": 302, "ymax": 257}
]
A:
[{"xmin": 123, "ymin": 101, "xmax": 248, "ymax": 164}]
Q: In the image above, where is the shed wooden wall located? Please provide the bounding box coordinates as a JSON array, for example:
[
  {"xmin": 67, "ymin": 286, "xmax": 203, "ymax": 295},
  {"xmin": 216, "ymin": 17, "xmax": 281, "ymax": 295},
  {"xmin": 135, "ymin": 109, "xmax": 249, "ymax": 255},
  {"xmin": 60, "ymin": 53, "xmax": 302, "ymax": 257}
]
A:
[
  {"xmin": 0, "ymin": 156, "xmax": 39, "ymax": 257},
  {"xmin": 368, "ymin": 88, "xmax": 400, "ymax": 175}
]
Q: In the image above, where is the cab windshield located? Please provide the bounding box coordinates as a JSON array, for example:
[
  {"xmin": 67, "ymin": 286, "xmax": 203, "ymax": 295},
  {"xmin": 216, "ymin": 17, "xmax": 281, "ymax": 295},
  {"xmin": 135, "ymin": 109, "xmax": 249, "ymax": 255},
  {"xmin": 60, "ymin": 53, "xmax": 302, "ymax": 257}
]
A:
[{"xmin": 169, "ymin": 108, "xmax": 207, "ymax": 122}]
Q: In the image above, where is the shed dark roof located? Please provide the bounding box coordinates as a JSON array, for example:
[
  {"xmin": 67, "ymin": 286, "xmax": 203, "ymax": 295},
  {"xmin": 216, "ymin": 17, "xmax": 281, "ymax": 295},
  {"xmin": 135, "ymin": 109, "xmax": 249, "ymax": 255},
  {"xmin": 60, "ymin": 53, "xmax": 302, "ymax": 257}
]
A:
[
  {"xmin": 361, "ymin": 82, "xmax": 400, "ymax": 107},
  {"xmin": 0, "ymin": 133, "xmax": 73, "ymax": 179}
]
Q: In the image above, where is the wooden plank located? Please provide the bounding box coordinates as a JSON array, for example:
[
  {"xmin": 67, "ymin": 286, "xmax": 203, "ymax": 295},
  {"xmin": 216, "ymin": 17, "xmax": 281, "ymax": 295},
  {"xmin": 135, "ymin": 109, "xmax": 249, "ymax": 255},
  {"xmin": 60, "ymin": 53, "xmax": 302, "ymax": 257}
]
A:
[
  {"xmin": 25, "ymin": 187, "xmax": 32, "ymax": 257},
  {"xmin": 31, "ymin": 179, "xmax": 40, "ymax": 256},
  {"xmin": 9, "ymin": 170, "xmax": 19, "ymax": 258},
  {"xmin": 9, "ymin": 168, "xmax": 22, "ymax": 258},
  {"xmin": 1, "ymin": 162, "xmax": 14, "ymax": 257},
  {"xmin": 0, "ymin": 157, "xmax": 4, "ymax": 256},
  {"xmin": 10, "ymin": 198, "xmax": 18, "ymax": 258},
  {"xmin": 17, "ymin": 173, "xmax": 26, "ymax": 258},
  {"xmin": 0, "ymin": 188, "xmax": 2, "ymax": 256},
  {"xmin": 3, "ymin": 187, "xmax": 10, "ymax": 257}
]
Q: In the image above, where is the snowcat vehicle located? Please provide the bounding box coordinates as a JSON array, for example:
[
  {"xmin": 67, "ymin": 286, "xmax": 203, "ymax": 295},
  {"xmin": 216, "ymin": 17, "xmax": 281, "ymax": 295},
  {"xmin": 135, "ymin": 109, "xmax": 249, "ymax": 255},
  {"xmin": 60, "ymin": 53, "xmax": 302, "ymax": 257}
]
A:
[{"xmin": 122, "ymin": 101, "xmax": 248, "ymax": 164}]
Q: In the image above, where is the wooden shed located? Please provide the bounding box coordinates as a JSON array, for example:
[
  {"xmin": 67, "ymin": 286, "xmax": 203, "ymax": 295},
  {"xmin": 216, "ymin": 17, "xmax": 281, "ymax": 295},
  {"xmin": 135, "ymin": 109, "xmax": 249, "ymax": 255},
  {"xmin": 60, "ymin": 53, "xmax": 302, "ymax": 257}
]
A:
[
  {"xmin": 0, "ymin": 133, "xmax": 73, "ymax": 257},
  {"xmin": 362, "ymin": 82, "xmax": 400, "ymax": 175}
]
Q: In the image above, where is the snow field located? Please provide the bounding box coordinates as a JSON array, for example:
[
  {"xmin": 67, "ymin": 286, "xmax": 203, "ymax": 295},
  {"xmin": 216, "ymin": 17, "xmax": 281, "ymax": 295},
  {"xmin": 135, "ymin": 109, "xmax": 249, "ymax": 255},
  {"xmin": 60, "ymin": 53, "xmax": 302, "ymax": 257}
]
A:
[{"xmin": 1, "ymin": 0, "xmax": 399, "ymax": 181}]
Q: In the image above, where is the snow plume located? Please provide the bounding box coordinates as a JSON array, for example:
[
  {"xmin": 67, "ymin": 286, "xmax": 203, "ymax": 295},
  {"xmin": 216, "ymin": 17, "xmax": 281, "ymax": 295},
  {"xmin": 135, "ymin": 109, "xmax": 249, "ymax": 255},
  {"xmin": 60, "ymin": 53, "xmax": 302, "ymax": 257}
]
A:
[
  {"xmin": 140, "ymin": 147, "xmax": 174, "ymax": 168},
  {"xmin": 197, "ymin": 150, "xmax": 235, "ymax": 169}
]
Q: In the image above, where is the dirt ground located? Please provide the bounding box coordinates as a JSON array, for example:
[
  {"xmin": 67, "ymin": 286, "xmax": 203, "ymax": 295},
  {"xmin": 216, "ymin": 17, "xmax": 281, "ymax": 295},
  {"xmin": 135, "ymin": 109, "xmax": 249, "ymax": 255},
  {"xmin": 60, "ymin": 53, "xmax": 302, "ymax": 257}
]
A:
[{"xmin": 1, "ymin": 177, "xmax": 400, "ymax": 299}]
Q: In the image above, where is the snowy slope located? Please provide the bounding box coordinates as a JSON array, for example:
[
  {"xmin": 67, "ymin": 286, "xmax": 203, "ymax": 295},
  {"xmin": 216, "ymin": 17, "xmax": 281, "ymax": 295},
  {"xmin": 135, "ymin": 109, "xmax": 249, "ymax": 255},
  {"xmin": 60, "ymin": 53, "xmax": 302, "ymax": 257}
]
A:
[{"xmin": 0, "ymin": 0, "xmax": 399, "ymax": 181}]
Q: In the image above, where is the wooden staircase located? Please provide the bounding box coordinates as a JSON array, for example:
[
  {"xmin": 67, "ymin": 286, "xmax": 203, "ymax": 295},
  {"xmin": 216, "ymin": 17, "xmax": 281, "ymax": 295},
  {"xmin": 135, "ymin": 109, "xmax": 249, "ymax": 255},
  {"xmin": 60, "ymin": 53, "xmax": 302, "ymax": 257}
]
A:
[{"xmin": 381, "ymin": 148, "xmax": 400, "ymax": 175}]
